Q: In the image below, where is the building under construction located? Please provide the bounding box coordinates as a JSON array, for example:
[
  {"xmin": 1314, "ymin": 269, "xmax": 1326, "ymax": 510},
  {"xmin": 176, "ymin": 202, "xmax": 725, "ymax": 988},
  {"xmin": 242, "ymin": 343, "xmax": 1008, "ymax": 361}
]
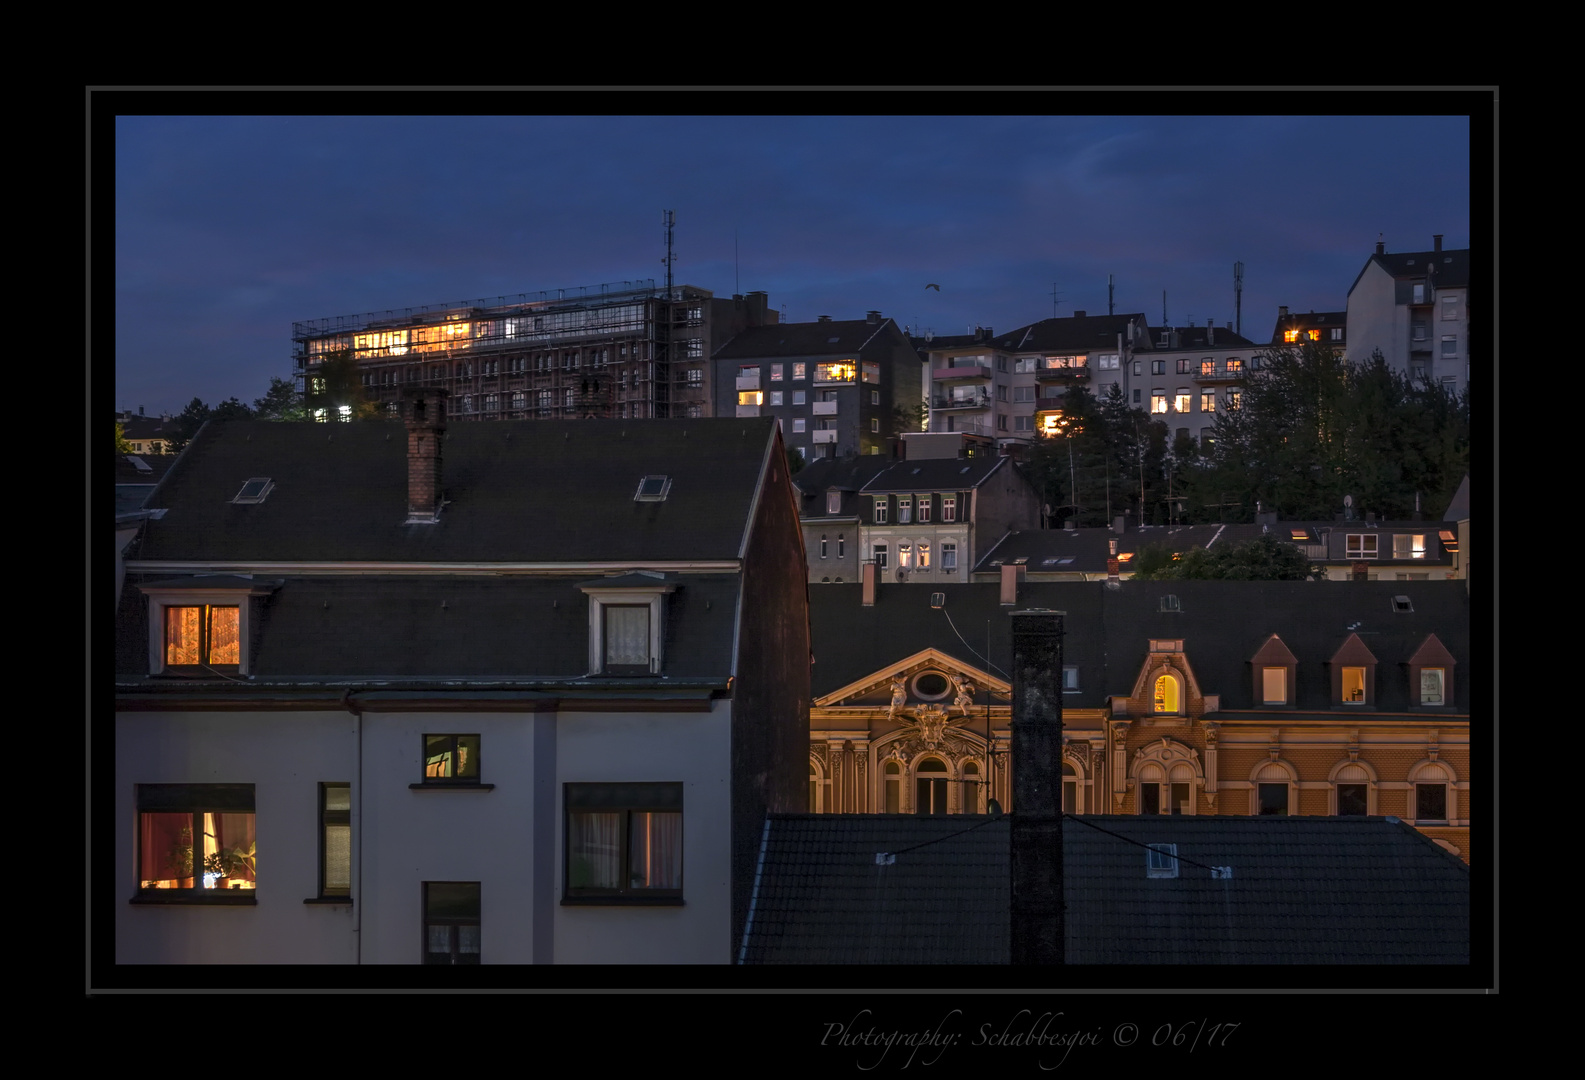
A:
[{"xmin": 292, "ymin": 281, "xmax": 776, "ymax": 421}]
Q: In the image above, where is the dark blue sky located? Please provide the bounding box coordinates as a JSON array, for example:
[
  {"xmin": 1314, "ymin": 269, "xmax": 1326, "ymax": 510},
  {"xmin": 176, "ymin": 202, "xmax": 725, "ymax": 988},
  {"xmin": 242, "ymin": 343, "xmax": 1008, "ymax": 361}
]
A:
[{"xmin": 115, "ymin": 113, "xmax": 1472, "ymax": 416}]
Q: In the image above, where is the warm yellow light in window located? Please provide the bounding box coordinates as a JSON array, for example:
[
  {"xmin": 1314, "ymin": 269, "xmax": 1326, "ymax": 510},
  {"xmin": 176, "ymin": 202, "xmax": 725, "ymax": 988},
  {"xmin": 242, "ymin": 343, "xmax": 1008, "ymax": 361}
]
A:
[
  {"xmin": 1307, "ymin": 329, "xmax": 1321, "ymax": 340},
  {"xmin": 738, "ymin": 391, "xmax": 762, "ymax": 405},
  {"xmin": 1283, "ymin": 330, "xmax": 1301, "ymax": 343},
  {"xmin": 1342, "ymin": 666, "xmax": 1366, "ymax": 703},
  {"xmin": 1153, "ymin": 674, "xmax": 1179, "ymax": 713}
]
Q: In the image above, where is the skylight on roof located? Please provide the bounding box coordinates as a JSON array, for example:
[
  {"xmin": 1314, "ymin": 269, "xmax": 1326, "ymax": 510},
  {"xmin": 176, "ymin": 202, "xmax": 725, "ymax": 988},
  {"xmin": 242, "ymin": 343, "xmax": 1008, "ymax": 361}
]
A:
[
  {"xmin": 634, "ymin": 475, "xmax": 671, "ymax": 502},
  {"xmin": 232, "ymin": 478, "xmax": 274, "ymax": 504},
  {"xmin": 1392, "ymin": 595, "xmax": 1413, "ymax": 613}
]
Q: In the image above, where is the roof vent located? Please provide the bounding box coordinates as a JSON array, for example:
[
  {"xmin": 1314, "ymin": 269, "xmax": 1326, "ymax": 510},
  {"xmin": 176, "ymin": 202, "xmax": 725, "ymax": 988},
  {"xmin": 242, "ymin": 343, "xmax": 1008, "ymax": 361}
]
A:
[
  {"xmin": 1392, "ymin": 595, "xmax": 1413, "ymax": 613},
  {"xmin": 634, "ymin": 475, "xmax": 672, "ymax": 502}
]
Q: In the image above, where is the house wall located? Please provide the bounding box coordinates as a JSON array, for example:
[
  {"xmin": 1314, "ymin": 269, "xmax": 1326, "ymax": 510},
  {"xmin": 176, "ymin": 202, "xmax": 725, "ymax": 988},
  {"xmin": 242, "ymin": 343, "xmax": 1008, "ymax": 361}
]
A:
[
  {"xmin": 116, "ymin": 710, "xmax": 360, "ymax": 964},
  {"xmin": 803, "ymin": 519, "xmax": 861, "ymax": 582}
]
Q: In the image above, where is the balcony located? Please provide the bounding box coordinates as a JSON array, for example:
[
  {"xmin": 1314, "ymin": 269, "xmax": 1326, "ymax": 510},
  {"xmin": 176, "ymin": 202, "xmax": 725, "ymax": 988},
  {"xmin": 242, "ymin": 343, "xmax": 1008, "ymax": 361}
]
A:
[
  {"xmin": 735, "ymin": 375, "xmax": 760, "ymax": 391},
  {"xmin": 1033, "ymin": 363, "xmax": 1089, "ymax": 382},
  {"xmin": 812, "ymin": 430, "xmax": 838, "ymax": 444},
  {"xmin": 932, "ymin": 364, "xmax": 992, "ymax": 383},
  {"xmin": 735, "ymin": 405, "xmax": 761, "ymax": 418},
  {"xmin": 812, "ymin": 401, "xmax": 838, "ymax": 416},
  {"xmin": 931, "ymin": 389, "xmax": 991, "ymax": 411},
  {"xmin": 1192, "ymin": 365, "xmax": 1244, "ymax": 384}
]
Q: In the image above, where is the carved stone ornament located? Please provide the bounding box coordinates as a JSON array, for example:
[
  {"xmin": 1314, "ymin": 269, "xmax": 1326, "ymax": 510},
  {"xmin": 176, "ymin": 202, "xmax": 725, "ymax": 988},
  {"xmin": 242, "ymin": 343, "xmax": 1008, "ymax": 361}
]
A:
[
  {"xmin": 905, "ymin": 703, "xmax": 973, "ymax": 750},
  {"xmin": 887, "ymin": 676, "xmax": 908, "ymax": 720},
  {"xmin": 951, "ymin": 676, "xmax": 976, "ymax": 717}
]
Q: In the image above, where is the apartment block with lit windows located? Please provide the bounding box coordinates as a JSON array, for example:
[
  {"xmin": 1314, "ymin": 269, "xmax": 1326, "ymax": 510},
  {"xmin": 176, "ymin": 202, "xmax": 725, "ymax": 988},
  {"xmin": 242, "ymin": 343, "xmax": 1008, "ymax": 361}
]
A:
[
  {"xmin": 293, "ymin": 283, "xmax": 776, "ymax": 424},
  {"xmin": 1137, "ymin": 322, "xmax": 1262, "ymax": 448}
]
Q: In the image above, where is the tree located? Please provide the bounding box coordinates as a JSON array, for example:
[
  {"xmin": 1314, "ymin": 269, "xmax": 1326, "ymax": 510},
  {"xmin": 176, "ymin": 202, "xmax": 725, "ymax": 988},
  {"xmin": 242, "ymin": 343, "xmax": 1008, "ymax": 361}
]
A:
[
  {"xmin": 209, "ymin": 396, "xmax": 255, "ymax": 422},
  {"xmin": 305, "ymin": 350, "xmax": 381, "ymax": 421},
  {"xmin": 785, "ymin": 448, "xmax": 805, "ymax": 476},
  {"xmin": 115, "ymin": 421, "xmax": 132, "ymax": 454},
  {"xmin": 1133, "ymin": 533, "xmax": 1320, "ymax": 581},
  {"xmin": 253, "ymin": 377, "xmax": 306, "ymax": 421},
  {"xmin": 163, "ymin": 397, "xmax": 212, "ymax": 454}
]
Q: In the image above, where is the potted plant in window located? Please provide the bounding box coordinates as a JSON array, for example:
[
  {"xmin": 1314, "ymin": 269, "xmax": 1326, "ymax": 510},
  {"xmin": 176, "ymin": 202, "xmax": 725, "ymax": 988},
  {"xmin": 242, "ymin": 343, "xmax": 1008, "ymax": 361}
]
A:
[
  {"xmin": 205, "ymin": 841, "xmax": 256, "ymax": 889},
  {"xmin": 165, "ymin": 826, "xmax": 196, "ymax": 889}
]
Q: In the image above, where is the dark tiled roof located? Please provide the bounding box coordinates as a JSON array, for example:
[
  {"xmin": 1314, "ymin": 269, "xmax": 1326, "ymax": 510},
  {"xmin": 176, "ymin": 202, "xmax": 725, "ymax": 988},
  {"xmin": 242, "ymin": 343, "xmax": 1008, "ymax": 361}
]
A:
[
  {"xmin": 792, "ymin": 455, "xmax": 895, "ymax": 511},
  {"xmin": 1443, "ymin": 475, "xmax": 1471, "ymax": 521},
  {"xmin": 739, "ymin": 815, "xmax": 1469, "ymax": 964},
  {"xmin": 1268, "ymin": 311, "xmax": 1348, "ymax": 345},
  {"xmin": 808, "ymin": 581, "xmax": 1469, "ymax": 712},
  {"xmin": 1145, "ymin": 325, "xmax": 1261, "ymax": 349},
  {"xmin": 1349, "ymin": 247, "xmax": 1470, "ymax": 295},
  {"xmin": 115, "ymin": 454, "xmax": 179, "ymax": 484},
  {"xmin": 860, "ymin": 456, "xmax": 1010, "ymax": 494},
  {"xmin": 990, "ymin": 314, "xmax": 1146, "ymax": 353},
  {"xmin": 115, "ymin": 573, "xmax": 741, "ymax": 682},
  {"xmin": 975, "ymin": 524, "xmax": 1264, "ymax": 575},
  {"xmin": 714, "ymin": 319, "xmax": 904, "ymax": 360},
  {"xmin": 135, "ymin": 418, "xmax": 775, "ymax": 563}
]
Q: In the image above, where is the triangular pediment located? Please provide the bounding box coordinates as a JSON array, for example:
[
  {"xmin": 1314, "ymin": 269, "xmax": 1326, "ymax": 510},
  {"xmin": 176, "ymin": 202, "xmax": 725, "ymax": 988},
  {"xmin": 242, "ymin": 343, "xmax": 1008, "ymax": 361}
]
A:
[
  {"xmin": 1329, "ymin": 632, "xmax": 1378, "ymax": 666},
  {"xmin": 1406, "ymin": 633, "xmax": 1456, "ymax": 668},
  {"xmin": 1250, "ymin": 633, "xmax": 1298, "ymax": 666},
  {"xmin": 815, "ymin": 647, "xmax": 1010, "ymax": 707}
]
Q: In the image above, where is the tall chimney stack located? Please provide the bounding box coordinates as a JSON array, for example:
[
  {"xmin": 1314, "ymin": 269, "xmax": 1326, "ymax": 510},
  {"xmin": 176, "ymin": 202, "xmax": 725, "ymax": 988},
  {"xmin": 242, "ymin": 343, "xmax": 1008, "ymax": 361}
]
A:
[
  {"xmin": 402, "ymin": 387, "xmax": 449, "ymax": 523},
  {"xmin": 861, "ymin": 559, "xmax": 877, "ymax": 607},
  {"xmin": 1010, "ymin": 609, "xmax": 1066, "ymax": 966},
  {"xmin": 999, "ymin": 561, "xmax": 1023, "ymax": 605},
  {"xmin": 1107, "ymin": 538, "xmax": 1121, "ymax": 586}
]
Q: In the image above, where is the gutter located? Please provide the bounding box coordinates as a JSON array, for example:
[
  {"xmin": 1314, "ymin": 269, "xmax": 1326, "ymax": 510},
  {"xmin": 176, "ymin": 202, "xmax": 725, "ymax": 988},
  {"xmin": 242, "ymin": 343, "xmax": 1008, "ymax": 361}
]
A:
[{"xmin": 123, "ymin": 560, "xmax": 743, "ymax": 576}]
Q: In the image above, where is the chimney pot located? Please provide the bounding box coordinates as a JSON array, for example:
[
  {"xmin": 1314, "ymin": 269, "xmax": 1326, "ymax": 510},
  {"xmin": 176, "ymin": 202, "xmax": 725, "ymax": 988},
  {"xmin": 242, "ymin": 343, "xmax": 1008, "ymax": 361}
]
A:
[
  {"xmin": 818, "ymin": 315, "xmax": 832, "ymax": 322},
  {"xmin": 1375, "ymin": 239, "xmax": 1386, "ymax": 255},
  {"xmin": 1279, "ymin": 305, "xmax": 1289, "ymax": 319},
  {"xmin": 1433, "ymin": 234, "xmax": 1443, "ymax": 251},
  {"xmin": 866, "ymin": 310, "xmax": 881, "ymax": 324},
  {"xmin": 861, "ymin": 560, "xmax": 877, "ymax": 606},
  {"xmin": 1073, "ymin": 310, "xmax": 1086, "ymax": 318}
]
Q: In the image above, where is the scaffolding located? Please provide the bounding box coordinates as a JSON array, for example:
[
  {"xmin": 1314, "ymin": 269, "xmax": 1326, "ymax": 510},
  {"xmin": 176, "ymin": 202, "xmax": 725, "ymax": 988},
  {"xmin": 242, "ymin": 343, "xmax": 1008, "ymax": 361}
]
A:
[{"xmin": 292, "ymin": 279, "xmax": 717, "ymax": 422}]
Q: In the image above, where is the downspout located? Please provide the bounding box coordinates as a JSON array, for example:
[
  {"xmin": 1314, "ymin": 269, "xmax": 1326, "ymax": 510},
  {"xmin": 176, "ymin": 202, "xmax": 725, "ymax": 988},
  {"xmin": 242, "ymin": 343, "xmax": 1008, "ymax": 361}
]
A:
[{"xmin": 342, "ymin": 689, "xmax": 364, "ymax": 966}]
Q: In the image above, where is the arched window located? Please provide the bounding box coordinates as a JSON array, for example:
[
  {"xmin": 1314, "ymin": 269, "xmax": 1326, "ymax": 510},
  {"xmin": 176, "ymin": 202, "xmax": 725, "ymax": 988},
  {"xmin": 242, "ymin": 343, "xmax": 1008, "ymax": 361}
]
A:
[
  {"xmin": 915, "ymin": 758, "xmax": 948, "ymax": 815},
  {"xmin": 1062, "ymin": 761, "xmax": 1080, "ymax": 814},
  {"xmin": 1136, "ymin": 762, "xmax": 1166, "ymax": 814},
  {"xmin": 884, "ymin": 760, "xmax": 902, "ymax": 814},
  {"xmin": 1253, "ymin": 760, "xmax": 1296, "ymax": 816},
  {"xmin": 961, "ymin": 761, "xmax": 981, "ymax": 814},
  {"xmin": 1153, "ymin": 672, "xmax": 1181, "ymax": 714},
  {"xmin": 1330, "ymin": 760, "xmax": 1376, "ymax": 816},
  {"xmin": 1408, "ymin": 760, "xmax": 1457, "ymax": 825},
  {"xmin": 809, "ymin": 760, "xmax": 824, "ymax": 813}
]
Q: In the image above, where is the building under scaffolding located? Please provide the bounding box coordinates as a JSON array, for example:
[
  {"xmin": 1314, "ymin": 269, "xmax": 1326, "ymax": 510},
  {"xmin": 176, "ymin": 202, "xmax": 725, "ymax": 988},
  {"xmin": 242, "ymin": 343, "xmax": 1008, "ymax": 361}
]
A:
[{"xmin": 292, "ymin": 281, "xmax": 775, "ymax": 422}]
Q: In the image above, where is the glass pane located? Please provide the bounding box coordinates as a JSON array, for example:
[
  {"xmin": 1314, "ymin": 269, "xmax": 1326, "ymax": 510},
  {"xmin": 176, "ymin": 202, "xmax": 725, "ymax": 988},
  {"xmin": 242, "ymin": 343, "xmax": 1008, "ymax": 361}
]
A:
[
  {"xmin": 629, "ymin": 811, "xmax": 682, "ymax": 889},
  {"xmin": 165, "ymin": 607, "xmax": 201, "ymax": 665},
  {"xmin": 1338, "ymin": 785, "xmax": 1368, "ymax": 816},
  {"xmin": 1062, "ymin": 780, "xmax": 1076, "ymax": 815},
  {"xmin": 1342, "ymin": 667, "xmax": 1366, "ymax": 702},
  {"xmin": 885, "ymin": 779, "xmax": 900, "ymax": 814},
  {"xmin": 1262, "ymin": 667, "xmax": 1285, "ymax": 703},
  {"xmin": 324, "ymin": 784, "xmax": 351, "ymax": 812},
  {"xmin": 605, "ymin": 605, "xmax": 650, "ymax": 667},
  {"xmin": 426, "ymin": 882, "xmax": 481, "ymax": 919},
  {"xmin": 140, "ymin": 812, "xmax": 193, "ymax": 887},
  {"xmin": 457, "ymin": 925, "xmax": 481, "ymax": 955},
  {"xmin": 208, "ymin": 607, "xmax": 240, "ymax": 664},
  {"xmin": 324, "ymin": 824, "xmax": 351, "ymax": 893},
  {"xmin": 202, "ymin": 812, "xmax": 256, "ymax": 888},
  {"xmin": 568, "ymin": 812, "xmax": 622, "ymax": 888},
  {"xmin": 1140, "ymin": 785, "xmax": 1160, "ymax": 815},
  {"xmin": 427, "ymin": 926, "xmax": 452, "ymax": 953},
  {"xmin": 1417, "ymin": 784, "xmax": 1447, "ymax": 820},
  {"xmin": 1259, "ymin": 784, "xmax": 1289, "ymax": 816},
  {"xmin": 425, "ymin": 735, "xmax": 455, "ymax": 778},
  {"xmin": 455, "ymin": 735, "xmax": 479, "ymax": 779},
  {"xmin": 1421, "ymin": 669, "xmax": 1444, "ymax": 704}
]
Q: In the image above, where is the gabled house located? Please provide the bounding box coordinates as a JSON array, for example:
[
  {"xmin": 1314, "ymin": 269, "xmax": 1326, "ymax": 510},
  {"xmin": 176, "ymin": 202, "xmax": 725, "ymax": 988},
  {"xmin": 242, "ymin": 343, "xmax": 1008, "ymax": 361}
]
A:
[
  {"xmin": 113, "ymin": 401, "xmax": 808, "ymax": 964},
  {"xmin": 1345, "ymin": 234, "xmax": 1471, "ymax": 395},
  {"xmin": 1270, "ymin": 307, "xmax": 1347, "ymax": 352},
  {"xmin": 715, "ymin": 313, "xmax": 924, "ymax": 461}
]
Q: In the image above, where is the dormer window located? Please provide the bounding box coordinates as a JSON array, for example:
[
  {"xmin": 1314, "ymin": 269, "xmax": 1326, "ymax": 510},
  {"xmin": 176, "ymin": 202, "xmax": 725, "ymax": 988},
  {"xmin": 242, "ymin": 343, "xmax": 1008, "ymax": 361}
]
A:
[
  {"xmin": 826, "ymin": 491, "xmax": 841, "ymax": 515},
  {"xmin": 1250, "ymin": 634, "xmax": 1298, "ymax": 707},
  {"xmin": 1330, "ymin": 633, "xmax": 1378, "ymax": 707},
  {"xmin": 1153, "ymin": 673, "xmax": 1181, "ymax": 714},
  {"xmin": 140, "ymin": 577, "xmax": 277, "ymax": 677},
  {"xmin": 578, "ymin": 574, "xmax": 677, "ymax": 676},
  {"xmin": 1407, "ymin": 633, "xmax": 1456, "ymax": 710}
]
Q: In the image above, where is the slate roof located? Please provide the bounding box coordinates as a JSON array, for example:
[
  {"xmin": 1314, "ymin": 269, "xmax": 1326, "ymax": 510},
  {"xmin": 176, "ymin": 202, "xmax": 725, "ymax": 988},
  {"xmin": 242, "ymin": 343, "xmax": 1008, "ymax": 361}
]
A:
[
  {"xmin": 714, "ymin": 318, "xmax": 905, "ymax": 360},
  {"xmin": 975, "ymin": 524, "xmax": 1265, "ymax": 576},
  {"xmin": 1269, "ymin": 310, "xmax": 1347, "ymax": 345},
  {"xmin": 986, "ymin": 313, "xmax": 1145, "ymax": 354},
  {"xmin": 133, "ymin": 418, "xmax": 776, "ymax": 563},
  {"xmin": 115, "ymin": 573, "xmax": 740, "ymax": 683},
  {"xmin": 739, "ymin": 814, "xmax": 1469, "ymax": 964},
  {"xmin": 808, "ymin": 580, "xmax": 1469, "ymax": 712},
  {"xmin": 792, "ymin": 456, "xmax": 895, "ymax": 520},
  {"xmin": 1145, "ymin": 324, "xmax": 1261, "ymax": 349},
  {"xmin": 1349, "ymin": 247, "xmax": 1471, "ymax": 295},
  {"xmin": 859, "ymin": 456, "xmax": 1010, "ymax": 494}
]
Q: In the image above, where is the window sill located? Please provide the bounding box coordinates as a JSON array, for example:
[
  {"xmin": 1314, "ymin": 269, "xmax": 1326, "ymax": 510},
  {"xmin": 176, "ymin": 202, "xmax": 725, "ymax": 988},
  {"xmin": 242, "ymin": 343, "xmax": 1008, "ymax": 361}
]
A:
[
  {"xmin": 410, "ymin": 782, "xmax": 495, "ymax": 791},
  {"xmin": 561, "ymin": 895, "xmax": 685, "ymax": 907},
  {"xmin": 131, "ymin": 891, "xmax": 258, "ymax": 906},
  {"xmin": 304, "ymin": 896, "xmax": 354, "ymax": 906}
]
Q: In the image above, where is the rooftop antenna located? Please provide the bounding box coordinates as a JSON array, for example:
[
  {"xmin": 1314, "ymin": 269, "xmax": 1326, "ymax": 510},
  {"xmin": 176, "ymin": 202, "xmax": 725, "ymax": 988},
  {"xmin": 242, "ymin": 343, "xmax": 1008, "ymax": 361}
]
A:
[
  {"xmin": 734, "ymin": 227, "xmax": 739, "ymax": 296},
  {"xmin": 1162, "ymin": 291, "xmax": 1168, "ymax": 326},
  {"xmin": 1108, "ymin": 274, "xmax": 1115, "ymax": 316},
  {"xmin": 1233, "ymin": 261, "xmax": 1245, "ymax": 336},
  {"xmin": 1051, "ymin": 284, "xmax": 1064, "ymax": 320}
]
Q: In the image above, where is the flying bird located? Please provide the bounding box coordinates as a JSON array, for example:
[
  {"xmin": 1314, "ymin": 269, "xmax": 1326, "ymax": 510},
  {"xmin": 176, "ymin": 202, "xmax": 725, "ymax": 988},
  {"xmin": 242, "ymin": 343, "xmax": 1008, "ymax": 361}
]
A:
[{"xmin": 925, "ymin": 283, "xmax": 941, "ymax": 291}]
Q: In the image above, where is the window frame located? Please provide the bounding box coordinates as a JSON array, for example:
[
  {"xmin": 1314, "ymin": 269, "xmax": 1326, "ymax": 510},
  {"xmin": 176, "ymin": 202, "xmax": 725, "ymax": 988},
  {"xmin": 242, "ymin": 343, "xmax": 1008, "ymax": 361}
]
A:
[
  {"xmin": 421, "ymin": 733, "xmax": 483, "ymax": 785},
  {"xmin": 141, "ymin": 583, "xmax": 271, "ymax": 677},
  {"xmin": 826, "ymin": 491, "xmax": 842, "ymax": 515},
  {"xmin": 563, "ymin": 782, "xmax": 685, "ymax": 904},
  {"xmin": 134, "ymin": 783, "xmax": 257, "ymax": 903},
  {"xmin": 579, "ymin": 580, "xmax": 676, "ymax": 676},
  {"xmin": 423, "ymin": 881, "xmax": 481, "ymax": 964},
  {"xmin": 941, "ymin": 495, "xmax": 957, "ymax": 522},
  {"xmin": 315, "ymin": 782, "xmax": 353, "ymax": 902},
  {"xmin": 1346, "ymin": 534, "xmax": 1379, "ymax": 559},
  {"xmin": 873, "ymin": 497, "xmax": 888, "ymax": 523}
]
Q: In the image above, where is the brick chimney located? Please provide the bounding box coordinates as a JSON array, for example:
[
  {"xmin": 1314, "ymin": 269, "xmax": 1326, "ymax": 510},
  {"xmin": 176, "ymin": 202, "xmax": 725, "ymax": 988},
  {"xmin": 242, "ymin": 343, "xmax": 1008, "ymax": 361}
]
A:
[
  {"xmin": 402, "ymin": 386, "xmax": 449, "ymax": 523},
  {"xmin": 1375, "ymin": 237, "xmax": 1386, "ymax": 255},
  {"xmin": 1433, "ymin": 234, "xmax": 1443, "ymax": 252},
  {"xmin": 1107, "ymin": 538, "xmax": 1120, "ymax": 585},
  {"xmin": 999, "ymin": 561, "xmax": 1024, "ymax": 605},
  {"xmin": 1072, "ymin": 310, "xmax": 1086, "ymax": 318},
  {"xmin": 866, "ymin": 310, "xmax": 881, "ymax": 325},
  {"xmin": 861, "ymin": 559, "xmax": 877, "ymax": 607},
  {"xmin": 1010, "ymin": 608, "xmax": 1066, "ymax": 966}
]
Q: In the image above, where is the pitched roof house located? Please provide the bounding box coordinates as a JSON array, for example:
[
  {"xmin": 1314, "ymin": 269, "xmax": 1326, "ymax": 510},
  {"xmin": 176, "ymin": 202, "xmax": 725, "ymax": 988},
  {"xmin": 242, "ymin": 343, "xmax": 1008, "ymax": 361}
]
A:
[{"xmin": 113, "ymin": 401, "xmax": 808, "ymax": 964}]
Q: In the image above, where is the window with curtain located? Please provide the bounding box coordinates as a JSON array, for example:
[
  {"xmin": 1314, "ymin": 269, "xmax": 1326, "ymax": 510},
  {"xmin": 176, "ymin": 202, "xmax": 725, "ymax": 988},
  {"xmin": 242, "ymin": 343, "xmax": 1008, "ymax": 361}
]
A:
[
  {"xmin": 565, "ymin": 783, "xmax": 683, "ymax": 901},
  {"xmin": 137, "ymin": 784, "xmax": 256, "ymax": 896}
]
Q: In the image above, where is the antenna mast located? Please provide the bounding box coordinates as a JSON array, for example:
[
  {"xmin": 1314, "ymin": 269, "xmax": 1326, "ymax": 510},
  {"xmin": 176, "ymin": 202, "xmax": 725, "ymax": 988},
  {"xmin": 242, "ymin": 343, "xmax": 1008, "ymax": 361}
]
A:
[
  {"xmin": 1108, "ymin": 274, "xmax": 1115, "ymax": 316},
  {"xmin": 662, "ymin": 210, "xmax": 676, "ymax": 301},
  {"xmin": 1234, "ymin": 261, "xmax": 1244, "ymax": 336},
  {"xmin": 1051, "ymin": 284, "xmax": 1063, "ymax": 319}
]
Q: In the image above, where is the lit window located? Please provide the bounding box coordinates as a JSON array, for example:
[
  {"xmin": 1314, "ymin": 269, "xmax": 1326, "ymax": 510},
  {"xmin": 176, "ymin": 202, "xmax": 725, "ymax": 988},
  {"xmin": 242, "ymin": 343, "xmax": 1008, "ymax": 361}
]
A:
[
  {"xmin": 1225, "ymin": 388, "xmax": 1241, "ymax": 409},
  {"xmin": 137, "ymin": 784, "xmax": 256, "ymax": 896},
  {"xmin": 1394, "ymin": 534, "xmax": 1426, "ymax": 559},
  {"xmin": 1153, "ymin": 673, "xmax": 1180, "ymax": 714},
  {"xmin": 737, "ymin": 391, "xmax": 762, "ymax": 406},
  {"xmin": 815, "ymin": 361, "xmax": 856, "ymax": 383},
  {"xmin": 1307, "ymin": 329, "xmax": 1320, "ymax": 341},
  {"xmin": 565, "ymin": 783, "xmax": 683, "ymax": 900},
  {"xmin": 1283, "ymin": 329, "xmax": 1301, "ymax": 343},
  {"xmin": 793, "ymin": 363, "xmax": 806, "ymax": 379},
  {"xmin": 917, "ymin": 542, "xmax": 931, "ymax": 570},
  {"xmin": 1420, "ymin": 667, "xmax": 1445, "ymax": 705},
  {"xmin": 1261, "ymin": 667, "xmax": 1286, "ymax": 704},
  {"xmin": 163, "ymin": 605, "xmax": 240, "ymax": 668},
  {"xmin": 898, "ymin": 543, "xmax": 913, "ymax": 569},
  {"xmin": 319, "ymin": 783, "xmax": 351, "ymax": 900},
  {"xmin": 1173, "ymin": 389, "xmax": 1190, "ymax": 413},
  {"xmin": 424, "ymin": 882, "xmax": 481, "ymax": 964},
  {"xmin": 1151, "ymin": 391, "xmax": 1167, "ymax": 414},
  {"xmin": 686, "ymin": 368, "xmax": 702, "ymax": 385},
  {"xmin": 424, "ymin": 734, "xmax": 481, "ymax": 783},
  {"xmin": 1201, "ymin": 391, "xmax": 1216, "ymax": 413},
  {"xmin": 1346, "ymin": 534, "xmax": 1378, "ymax": 559},
  {"xmin": 1226, "ymin": 359, "xmax": 1242, "ymax": 374},
  {"xmin": 1341, "ymin": 666, "xmax": 1367, "ymax": 703},
  {"xmin": 1200, "ymin": 360, "xmax": 1215, "ymax": 376}
]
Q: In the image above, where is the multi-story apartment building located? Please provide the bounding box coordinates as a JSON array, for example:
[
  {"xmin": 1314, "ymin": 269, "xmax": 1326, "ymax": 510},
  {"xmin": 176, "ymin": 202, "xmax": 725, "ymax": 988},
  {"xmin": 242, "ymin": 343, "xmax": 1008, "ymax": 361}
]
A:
[
  {"xmin": 714, "ymin": 312, "xmax": 922, "ymax": 461},
  {"xmin": 920, "ymin": 314, "xmax": 1148, "ymax": 449},
  {"xmin": 1346, "ymin": 235, "xmax": 1470, "ymax": 396},
  {"xmin": 292, "ymin": 282, "xmax": 776, "ymax": 423},
  {"xmin": 1137, "ymin": 322, "xmax": 1262, "ymax": 447}
]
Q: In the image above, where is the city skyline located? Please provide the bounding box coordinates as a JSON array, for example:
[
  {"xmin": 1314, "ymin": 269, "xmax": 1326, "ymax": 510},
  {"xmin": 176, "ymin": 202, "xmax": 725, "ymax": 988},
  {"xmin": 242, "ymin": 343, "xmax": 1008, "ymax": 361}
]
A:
[{"xmin": 114, "ymin": 110, "xmax": 1476, "ymax": 415}]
